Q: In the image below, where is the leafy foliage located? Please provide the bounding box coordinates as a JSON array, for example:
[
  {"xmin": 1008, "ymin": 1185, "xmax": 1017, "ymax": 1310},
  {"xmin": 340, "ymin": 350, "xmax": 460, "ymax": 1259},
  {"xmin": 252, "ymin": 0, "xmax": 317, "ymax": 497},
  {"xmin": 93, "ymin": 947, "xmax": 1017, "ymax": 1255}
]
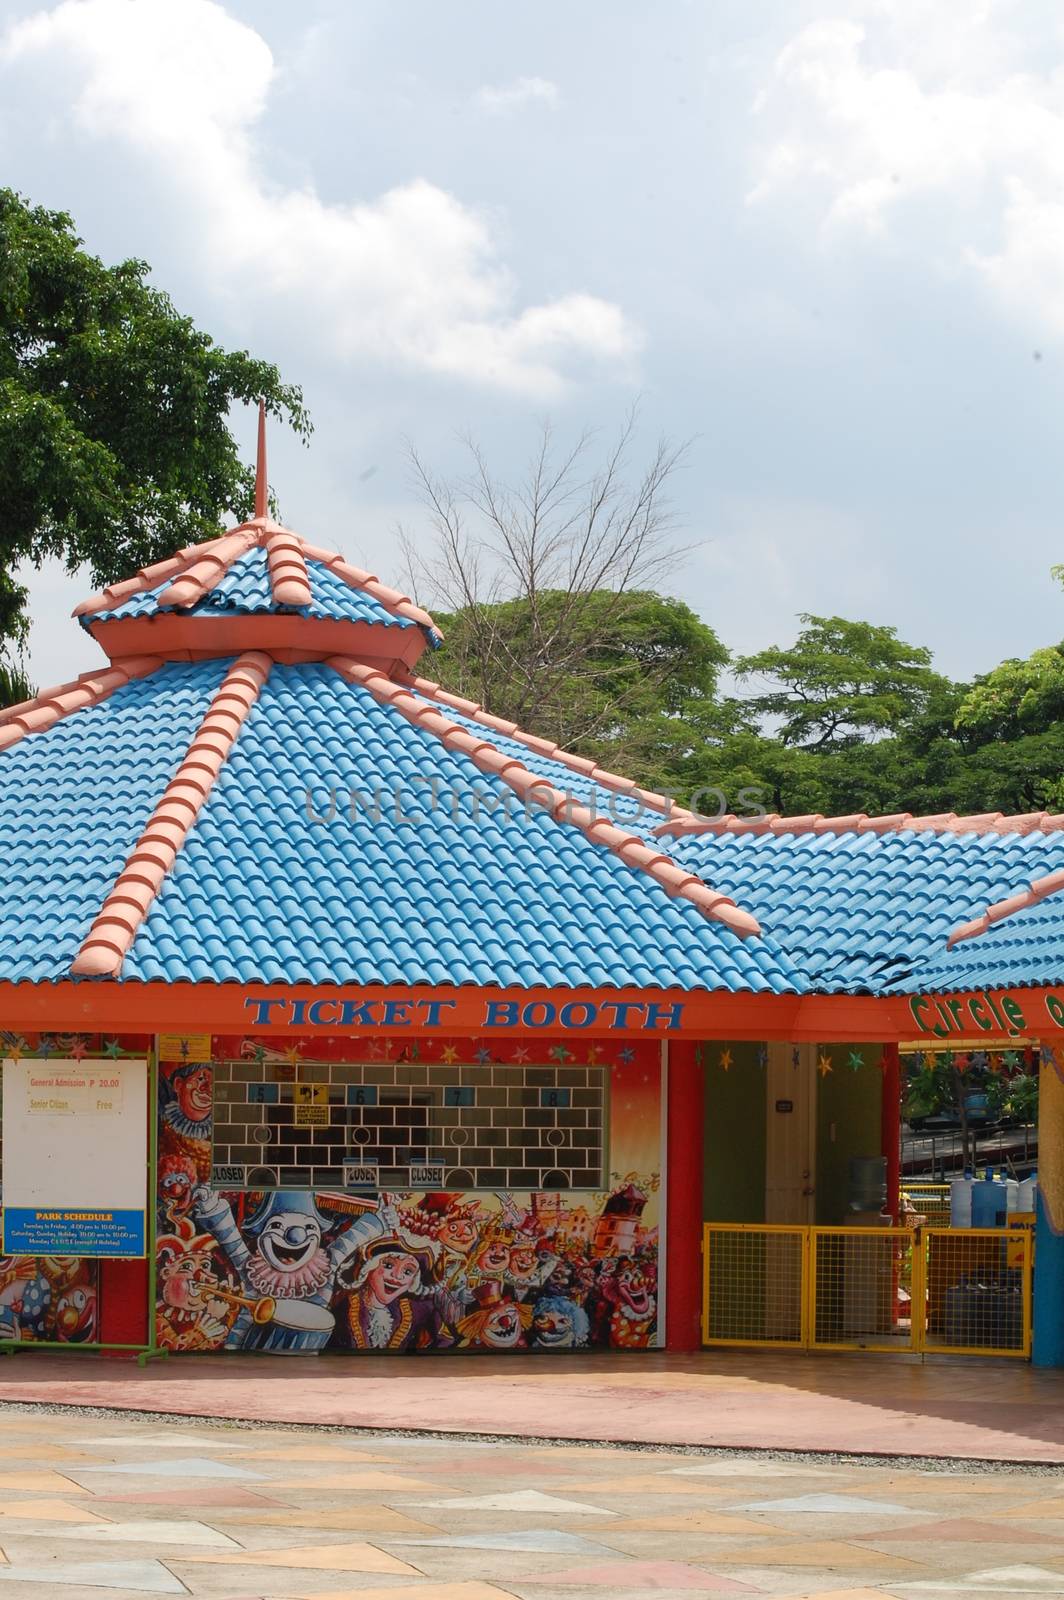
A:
[
  {"xmin": 0, "ymin": 188, "xmax": 309, "ymax": 654},
  {"xmin": 433, "ymin": 588, "xmax": 727, "ymax": 777},
  {"xmin": 734, "ymin": 615, "xmax": 945, "ymax": 751}
]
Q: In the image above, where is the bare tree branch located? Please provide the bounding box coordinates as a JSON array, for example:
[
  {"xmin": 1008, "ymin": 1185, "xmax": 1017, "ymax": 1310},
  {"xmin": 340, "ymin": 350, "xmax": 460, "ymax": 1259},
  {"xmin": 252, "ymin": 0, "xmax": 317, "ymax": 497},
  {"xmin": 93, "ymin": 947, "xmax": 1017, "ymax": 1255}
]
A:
[{"xmin": 400, "ymin": 413, "xmax": 693, "ymax": 743}]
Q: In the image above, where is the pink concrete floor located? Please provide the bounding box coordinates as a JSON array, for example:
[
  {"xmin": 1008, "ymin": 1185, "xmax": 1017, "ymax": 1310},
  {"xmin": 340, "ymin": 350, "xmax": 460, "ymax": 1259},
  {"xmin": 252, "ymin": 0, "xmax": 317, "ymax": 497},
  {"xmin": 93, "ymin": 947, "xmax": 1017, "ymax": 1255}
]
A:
[{"xmin": 0, "ymin": 1349, "xmax": 1062, "ymax": 1462}]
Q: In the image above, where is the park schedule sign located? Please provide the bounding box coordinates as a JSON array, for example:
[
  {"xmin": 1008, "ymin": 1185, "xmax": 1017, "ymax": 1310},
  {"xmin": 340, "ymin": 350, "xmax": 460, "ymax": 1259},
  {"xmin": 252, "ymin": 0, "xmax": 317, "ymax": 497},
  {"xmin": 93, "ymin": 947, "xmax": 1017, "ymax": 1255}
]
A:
[{"xmin": 1, "ymin": 1058, "xmax": 147, "ymax": 1257}]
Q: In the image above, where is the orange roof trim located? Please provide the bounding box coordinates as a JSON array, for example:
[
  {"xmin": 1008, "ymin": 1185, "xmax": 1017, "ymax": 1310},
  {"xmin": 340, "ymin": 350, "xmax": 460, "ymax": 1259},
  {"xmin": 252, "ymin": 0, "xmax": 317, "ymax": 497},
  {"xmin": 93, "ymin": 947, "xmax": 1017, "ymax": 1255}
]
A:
[
  {"xmin": 0, "ymin": 657, "xmax": 163, "ymax": 752},
  {"xmin": 947, "ymin": 866, "xmax": 1064, "ymax": 950},
  {"xmin": 411, "ymin": 675, "xmax": 684, "ymax": 819},
  {"xmin": 71, "ymin": 652, "xmax": 272, "ymax": 978},
  {"xmin": 656, "ymin": 809, "xmax": 1064, "ymax": 839},
  {"xmin": 331, "ymin": 656, "xmax": 759, "ymax": 939}
]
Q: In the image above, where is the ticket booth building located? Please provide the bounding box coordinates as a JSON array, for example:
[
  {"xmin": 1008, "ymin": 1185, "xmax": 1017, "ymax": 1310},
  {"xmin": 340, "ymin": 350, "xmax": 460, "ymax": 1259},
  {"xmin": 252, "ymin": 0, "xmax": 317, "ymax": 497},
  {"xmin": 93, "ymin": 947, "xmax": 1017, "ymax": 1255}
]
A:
[{"xmin": 0, "ymin": 428, "xmax": 1062, "ymax": 1360}]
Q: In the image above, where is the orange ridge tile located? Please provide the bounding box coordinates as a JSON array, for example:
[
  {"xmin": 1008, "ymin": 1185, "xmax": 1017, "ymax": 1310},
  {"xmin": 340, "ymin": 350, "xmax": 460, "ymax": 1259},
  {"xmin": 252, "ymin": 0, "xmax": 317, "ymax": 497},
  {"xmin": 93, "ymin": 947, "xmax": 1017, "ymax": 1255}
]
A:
[
  {"xmin": 71, "ymin": 652, "xmax": 272, "ymax": 978},
  {"xmin": 265, "ymin": 529, "xmax": 313, "ymax": 608},
  {"xmin": 72, "ymin": 536, "xmax": 233, "ymax": 618},
  {"xmin": 327, "ymin": 656, "xmax": 760, "ymax": 939},
  {"xmin": 0, "ymin": 657, "xmax": 163, "ymax": 753},
  {"xmin": 947, "ymin": 866, "xmax": 1064, "ymax": 948},
  {"xmin": 410, "ymin": 674, "xmax": 686, "ymax": 818},
  {"xmin": 157, "ymin": 522, "xmax": 265, "ymax": 609},
  {"xmin": 301, "ymin": 544, "xmax": 439, "ymax": 634},
  {"xmin": 656, "ymin": 809, "xmax": 1064, "ymax": 839}
]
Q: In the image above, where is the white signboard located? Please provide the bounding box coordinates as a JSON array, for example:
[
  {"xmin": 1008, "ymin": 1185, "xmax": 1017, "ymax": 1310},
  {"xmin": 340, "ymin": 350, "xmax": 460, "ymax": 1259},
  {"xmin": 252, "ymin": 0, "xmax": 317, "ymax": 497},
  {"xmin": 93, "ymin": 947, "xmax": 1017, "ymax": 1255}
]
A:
[{"xmin": 2, "ymin": 1058, "xmax": 147, "ymax": 1257}]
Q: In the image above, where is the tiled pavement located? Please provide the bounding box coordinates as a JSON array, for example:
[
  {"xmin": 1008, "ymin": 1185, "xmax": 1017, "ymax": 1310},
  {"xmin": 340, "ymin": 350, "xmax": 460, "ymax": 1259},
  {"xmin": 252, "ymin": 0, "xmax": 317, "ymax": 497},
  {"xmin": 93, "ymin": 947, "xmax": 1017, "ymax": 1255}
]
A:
[{"xmin": 0, "ymin": 1408, "xmax": 1060, "ymax": 1598}]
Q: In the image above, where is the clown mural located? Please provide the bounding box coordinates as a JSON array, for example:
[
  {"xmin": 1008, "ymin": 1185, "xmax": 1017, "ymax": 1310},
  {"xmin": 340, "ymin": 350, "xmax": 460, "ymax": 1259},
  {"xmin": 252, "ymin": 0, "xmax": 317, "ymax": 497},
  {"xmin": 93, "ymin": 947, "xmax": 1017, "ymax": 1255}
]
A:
[
  {"xmin": 153, "ymin": 1041, "xmax": 662, "ymax": 1355},
  {"xmin": 156, "ymin": 1231, "xmax": 231, "ymax": 1352},
  {"xmin": 189, "ymin": 1189, "xmax": 388, "ymax": 1353},
  {"xmin": 456, "ymin": 1281, "xmax": 531, "ymax": 1349},
  {"xmin": 0, "ymin": 1256, "xmax": 99, "ymax": 1344},
  {"xmin": 153, "ymin": 1178, "xmax": 660, "ymax": 1354},
  {"xmin": 160, "ymin": 1062, "xmax": 214, "ymax": 1183},
  {"xmin": 336, "ymin": 1229, "xmax": 452, "ymax": 1351}
]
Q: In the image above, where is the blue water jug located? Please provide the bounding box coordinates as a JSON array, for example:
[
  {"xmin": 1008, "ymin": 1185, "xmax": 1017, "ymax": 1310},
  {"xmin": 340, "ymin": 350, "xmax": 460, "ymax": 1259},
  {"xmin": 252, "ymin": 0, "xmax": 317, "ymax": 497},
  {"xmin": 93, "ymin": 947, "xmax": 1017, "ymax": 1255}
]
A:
[{"xmin": 972, "ymin": 1178, "xmax": 1007, "ymax": 1228}]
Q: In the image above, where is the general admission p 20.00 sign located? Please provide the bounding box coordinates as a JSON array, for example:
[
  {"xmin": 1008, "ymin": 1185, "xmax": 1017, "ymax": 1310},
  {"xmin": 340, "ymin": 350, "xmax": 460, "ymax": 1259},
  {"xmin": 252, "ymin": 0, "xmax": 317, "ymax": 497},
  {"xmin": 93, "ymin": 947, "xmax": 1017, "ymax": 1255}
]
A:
[{"xmin": 1, "ymin": 1059, "xmax": 147, "ymax": 1258}]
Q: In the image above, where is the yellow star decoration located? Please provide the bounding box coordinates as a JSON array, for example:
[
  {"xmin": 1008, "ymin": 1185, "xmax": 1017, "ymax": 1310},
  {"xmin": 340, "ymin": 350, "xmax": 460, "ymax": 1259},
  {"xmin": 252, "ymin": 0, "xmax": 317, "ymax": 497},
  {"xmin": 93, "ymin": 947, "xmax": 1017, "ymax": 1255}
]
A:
[
  {"xmin": 719, "ymin": 1047, "xmax": 733, "ymax": 1071},
  {"xmin": 441, "ymin": 1045, "xmax": 459, "ymax": 1064},
  {"xmin": 586, "ymin": 1044, "xmax": 603, "ymax": 1063},
  {"xmin": 283, "ymin": 1044, "xmax": 302, "ymax": 1063},
  {"xmin": 817, "ymin": 1052, "xmax": 833, "ymax": 1077}
]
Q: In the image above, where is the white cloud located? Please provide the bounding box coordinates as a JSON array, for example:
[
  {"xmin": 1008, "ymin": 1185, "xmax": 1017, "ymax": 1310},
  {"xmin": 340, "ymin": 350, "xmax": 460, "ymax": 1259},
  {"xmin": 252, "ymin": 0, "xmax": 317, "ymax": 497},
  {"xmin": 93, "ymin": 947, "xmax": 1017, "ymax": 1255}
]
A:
[
  {"xmin": 747, "ymin": 7, "xmax": 1064, "ymax": 335},
  {"xmin": 0, "ymin": 1, "xmax": 633, "ymax": 396},
  {"xmin": 475, "ymin": 75, "xmax": 560, "ymax": 115}
]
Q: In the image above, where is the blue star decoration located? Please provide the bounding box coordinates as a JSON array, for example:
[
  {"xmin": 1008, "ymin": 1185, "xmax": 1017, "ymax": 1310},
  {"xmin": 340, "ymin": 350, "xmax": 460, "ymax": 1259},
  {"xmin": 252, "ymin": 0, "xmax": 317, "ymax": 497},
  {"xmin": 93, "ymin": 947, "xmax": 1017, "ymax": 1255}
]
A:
[
  {"xmin": 475, "ymin": 1047, "xmax": 493, "ymax": 1065},
  {"xmin": 550, "ymin": 1045, "xmax": 573, "ymax": 1064},
  {"xmin": 848, "ymin": 1050, "xmax": 864, "ymax": 1072},
  {"xmin": 617, "ymin": 1047, "xmax": 635, "ymax": 1064},
  {"xmin": 36, "ymin": 1035, "xmax": 56, "ymax": 1059}
]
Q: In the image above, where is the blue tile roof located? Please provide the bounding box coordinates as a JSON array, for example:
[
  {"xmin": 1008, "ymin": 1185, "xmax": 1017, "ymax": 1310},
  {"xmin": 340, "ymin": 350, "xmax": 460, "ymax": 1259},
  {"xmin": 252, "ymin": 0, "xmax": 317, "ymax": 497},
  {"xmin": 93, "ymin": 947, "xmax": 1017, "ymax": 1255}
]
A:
[
  {"xmin": 408, "ymin": 691, "xmax": 655, "ymax": 829},
  {"xmin": 87, "ymin": 550, "xmax": 418, "ymax": 631},
  {"xmin": 3, "ymin": 646, "xmax": 1062, "ymax": 996},
  {"xmin": 0, "ymin": 661, "xmax": 231, "ymax": 982},
  {"xmin": 666, "ymin": 828, "xmax": 1064, "ymax": 995},
  {"xmin": 121, "ymin": 662, "xmax": 803, "ymax": 992},
  {"xmin": 901, "ymin": 893, "xmax": 1064, "ymax": 993}
]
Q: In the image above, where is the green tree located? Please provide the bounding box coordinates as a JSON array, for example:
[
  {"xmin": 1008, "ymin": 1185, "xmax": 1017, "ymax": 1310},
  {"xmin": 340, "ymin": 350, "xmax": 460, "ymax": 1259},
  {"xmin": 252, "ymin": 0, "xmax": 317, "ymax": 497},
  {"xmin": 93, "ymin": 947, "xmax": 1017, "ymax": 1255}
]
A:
[
  {"xmin": 734, "ymin": 615, "xmax": 946, "ymax": 751},
  {"xmin": 433, "ymin": 588, "xmax": 728, "ymax": 776},
  {"xmin": 0, "ymin": 188, "xmax": 309, "ymax": 656}
]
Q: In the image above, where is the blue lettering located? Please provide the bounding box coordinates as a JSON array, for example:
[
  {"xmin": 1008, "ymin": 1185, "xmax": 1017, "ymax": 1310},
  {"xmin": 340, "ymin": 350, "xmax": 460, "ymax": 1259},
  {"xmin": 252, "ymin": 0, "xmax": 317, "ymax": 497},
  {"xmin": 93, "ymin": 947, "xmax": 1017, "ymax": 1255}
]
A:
[
  {"xmin": 308, "ymin": 999, "xmax": 340, "ymax": 1025},
  {"xmin": 290, "ymin": 998, "xmax": 307, "ymax": 1026},
  {"xmin": 244, "ymin": 997, "xmax": 288, "ymax": 1025},
  {"xmin": 416, "ymin": 999, "xmax": 458, "ymax": 1025},
  {"xmin": 599, "ymin": 1001, "xmax": 644, "ymax": 1029},
  {"xmin": 484, "ymin": 1000, "xmax": 519, "ymax": 1027},
  {"xmin": 522, "ymin": 1001, "xmax": 557, "ymax": 1027},
  {"xmin": 644, "ymin": 1002, "xmax": 684, "ymax": 1030},
  {"xmin": 559, "ymin": 1001, "xmax": 596, "ymax": 1029},
  {"xmin": 382, "ymin": 999, "xmax": 413, "ymax": 1026},
  {"xmin": 337, "ymin": 1000, "xmax": 380, "ymax": 1026}
]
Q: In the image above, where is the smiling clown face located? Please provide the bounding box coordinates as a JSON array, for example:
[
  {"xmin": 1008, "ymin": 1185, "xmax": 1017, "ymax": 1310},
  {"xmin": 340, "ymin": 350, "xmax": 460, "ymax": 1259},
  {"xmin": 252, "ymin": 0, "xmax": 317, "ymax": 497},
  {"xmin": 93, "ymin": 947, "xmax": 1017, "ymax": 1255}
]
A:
[{"xmin": 258, "ymin": 1212, "xmax": 324, "ymax": 1274}]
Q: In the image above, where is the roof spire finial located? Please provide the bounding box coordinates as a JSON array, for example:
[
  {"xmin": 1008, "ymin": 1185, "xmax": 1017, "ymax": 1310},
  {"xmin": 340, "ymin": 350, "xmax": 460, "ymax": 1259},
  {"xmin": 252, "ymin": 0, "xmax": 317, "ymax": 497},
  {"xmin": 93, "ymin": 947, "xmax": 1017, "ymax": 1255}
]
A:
[{"xmin": 254, "ymin": 399, "xmax": 268, "ymax": 521}]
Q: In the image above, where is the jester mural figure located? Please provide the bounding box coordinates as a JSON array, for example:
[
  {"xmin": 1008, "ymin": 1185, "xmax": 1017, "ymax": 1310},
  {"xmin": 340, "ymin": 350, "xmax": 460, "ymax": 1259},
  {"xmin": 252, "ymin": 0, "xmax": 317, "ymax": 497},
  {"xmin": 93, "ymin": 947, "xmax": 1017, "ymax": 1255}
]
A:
[
  {"xmin": 335, "ymin": 1230, "xmax": 453, "ymax": 1351},
  {"xmin": 189, "ymin": 1188, "xmax": 391, "ymax": 1354}
]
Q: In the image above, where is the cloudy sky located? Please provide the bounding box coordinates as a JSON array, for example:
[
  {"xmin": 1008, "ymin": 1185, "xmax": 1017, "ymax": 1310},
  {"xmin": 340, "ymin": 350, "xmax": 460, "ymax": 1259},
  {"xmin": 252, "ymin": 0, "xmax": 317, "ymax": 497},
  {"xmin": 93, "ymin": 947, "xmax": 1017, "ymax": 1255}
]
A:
[{"xmin": 4, "ymin": 0, "xmax": 1064, "ymax": 688}]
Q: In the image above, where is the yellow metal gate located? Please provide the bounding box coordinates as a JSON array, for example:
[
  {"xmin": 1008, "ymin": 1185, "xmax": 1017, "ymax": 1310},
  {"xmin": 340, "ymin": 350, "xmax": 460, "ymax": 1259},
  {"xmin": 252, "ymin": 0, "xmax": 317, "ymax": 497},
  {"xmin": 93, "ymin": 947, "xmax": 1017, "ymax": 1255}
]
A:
[{"xmin": 702, "ymin": 1222, "xmax": 1031, "ymax": 1358}]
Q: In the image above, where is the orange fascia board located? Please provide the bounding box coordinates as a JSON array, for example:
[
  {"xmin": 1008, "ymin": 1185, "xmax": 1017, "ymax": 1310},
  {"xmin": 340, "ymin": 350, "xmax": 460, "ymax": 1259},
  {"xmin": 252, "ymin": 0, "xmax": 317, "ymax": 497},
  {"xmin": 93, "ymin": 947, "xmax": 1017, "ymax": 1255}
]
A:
[
  {"xmin": 0, "ymin": 983, "xmax": 932, "ymax": 1041},
  {"xmin": 89, "ymin": 614, "xmax": 430, "ymax": 669}
]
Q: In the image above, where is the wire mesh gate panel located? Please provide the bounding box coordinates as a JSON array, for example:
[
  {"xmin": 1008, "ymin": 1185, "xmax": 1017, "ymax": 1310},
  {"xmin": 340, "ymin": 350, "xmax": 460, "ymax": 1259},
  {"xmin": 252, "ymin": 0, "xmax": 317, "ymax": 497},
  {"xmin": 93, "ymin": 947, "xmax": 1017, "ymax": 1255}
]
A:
[
  {"xmin": 701, "ymin": 1222, "xmax": 1032, "ymax": 1358},
  {"xmin": 702, "ymin": 1225, "xmax": 806, "ymax": 1347},
  {"xmin": 810, "ymin": 1227, "xmax": 915, "ymax": 1351},
  {"xmin": 922, "ymin": 1227, "xmax": 1032, "ymax": 1357}
]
